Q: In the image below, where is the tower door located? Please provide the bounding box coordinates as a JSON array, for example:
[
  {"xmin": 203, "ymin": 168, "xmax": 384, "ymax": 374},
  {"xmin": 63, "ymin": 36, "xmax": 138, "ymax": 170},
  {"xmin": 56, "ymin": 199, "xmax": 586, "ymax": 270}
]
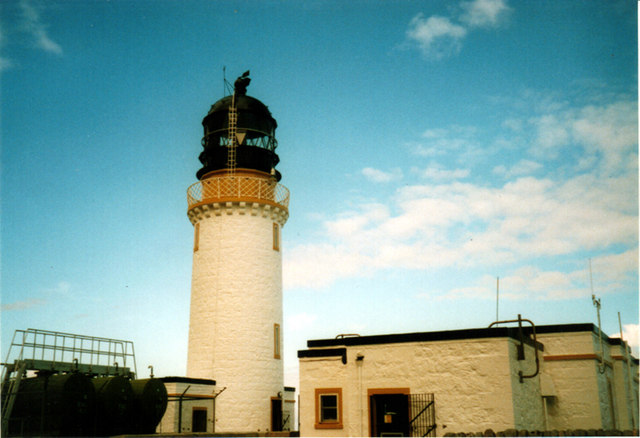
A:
[
  {"xmin": 370, "ymin": 394, "xmax": 409, "ymax": 437},
  {"xmin": 192, "ymin": 408, "xmax": 207, "ymax": 432},
  {"xmin": 271, "ymin": 397, "xmax": 282, "ymax": 432}
]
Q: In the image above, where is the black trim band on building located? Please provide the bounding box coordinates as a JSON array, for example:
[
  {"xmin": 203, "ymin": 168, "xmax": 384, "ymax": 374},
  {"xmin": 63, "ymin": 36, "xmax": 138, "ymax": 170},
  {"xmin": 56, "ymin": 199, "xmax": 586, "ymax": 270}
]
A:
[
  {"xmin": 305, "ymin": 327, "xmax": 544, "ymax": 352},
  {"xmin": 298, "ymin": 347, "xmax": 347, "ymax": 364},
  {"xmin": 533, "ymin": 323, "xmax": 598, "ymax": 336},
  {"xmin": 160, "ymin": 376, "xmax": 217, "ymax": 385}
]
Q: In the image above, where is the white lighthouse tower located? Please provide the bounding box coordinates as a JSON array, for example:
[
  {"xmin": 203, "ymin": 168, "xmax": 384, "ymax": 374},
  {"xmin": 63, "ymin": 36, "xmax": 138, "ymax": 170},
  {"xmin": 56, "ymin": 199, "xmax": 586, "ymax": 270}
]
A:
[{"xmin": 186, "ymin": 72, "xmax": 289, "ymax": 433}]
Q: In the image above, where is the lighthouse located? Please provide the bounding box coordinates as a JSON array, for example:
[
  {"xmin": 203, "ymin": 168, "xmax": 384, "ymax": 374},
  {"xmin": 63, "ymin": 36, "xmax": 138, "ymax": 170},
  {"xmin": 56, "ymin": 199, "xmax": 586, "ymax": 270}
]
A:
[{"xmin": 186, "ymin": 72, "xmax": 289, "ymax": 432}]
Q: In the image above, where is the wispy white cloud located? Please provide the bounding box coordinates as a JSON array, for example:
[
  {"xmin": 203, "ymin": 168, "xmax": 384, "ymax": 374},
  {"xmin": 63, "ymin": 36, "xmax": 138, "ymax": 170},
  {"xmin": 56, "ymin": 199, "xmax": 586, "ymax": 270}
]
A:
[
  {"xmin": 19, "ymin": 0, "xmax": 63, "ymax": 55},
  {"xmin": 493, "ymin": 159, "xmax": 542, "ymax": 178},
  {"xmin": 0, "ymin": 57, "xmax": 14, "ymax": 71},
  {"xmin": 285, "ymin": 171, "xmax": 637, "ymax": 290},
  {"xmin": 413, "ymin": 126, "xmax": 479, "ymax": 157},
  {"xmin": 529, "ymin": 100, "xmax": 638, "ymax": 178},
  {"xmin": 502, "ymin": 118, "xmax": 523, "ymax": 132},
  {"xmin": 2, "ymin": 298, "xmax": 46, "ymax": 311},
  {"xmin": 460, "ymin": 0, "xmax": 511, "ymax": 28},
  {"xmin": 571, "ymin": 100, "xmax": 638, "ymax": 175},
  {"xmin": 406, "ymin": 0, "xmax": 511, "ymax": 58},
  {"xmin": 419, "ymin": 166, "xmax": 470, "ymax": 181},
  {"xmin": 406, "ymin": 14, "xmax": 467, "ymax": 59},
  {"xmin": 2, "ymin": 281, "xmax": 73, "ymax": 311},
  {"xmin": 46, "ymin": 281, "xmax": 72, "ymax": 295},
  {"xmin": 531, "ymin": 114, "xmax": 570, "ymax": 153},
  {"xmin": 362, "ymin": 167, "xmax": 403, "ymax": 183},
  {"xmin": 284, "ymin": 95, "xmax": 638, "ymax": 294},
  {"xmin": 434, "ymin": 249, "xmax": 637, "ymax": 302},
  {"xmin": 0, "ymin": 21, "xmax": 14, "ymax": 71}
]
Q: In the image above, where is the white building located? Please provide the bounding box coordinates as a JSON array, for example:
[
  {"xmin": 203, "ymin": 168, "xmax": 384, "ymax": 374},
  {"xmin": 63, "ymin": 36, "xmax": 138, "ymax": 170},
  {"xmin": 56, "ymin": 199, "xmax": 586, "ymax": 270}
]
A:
[
  {"xmin": 298, "ymin": 321, "xmax": 638, "ymax": 436},
  {"xmin": 156, "ymin": 377, "xmax": 217, "ymax": 434},
  {"xmin": 157, "ymin": 377, "xmax": 296, "ymax": 434},
  {"xmin": 536, "ymin": 324, "xmax": 639, "ymax": 431}
]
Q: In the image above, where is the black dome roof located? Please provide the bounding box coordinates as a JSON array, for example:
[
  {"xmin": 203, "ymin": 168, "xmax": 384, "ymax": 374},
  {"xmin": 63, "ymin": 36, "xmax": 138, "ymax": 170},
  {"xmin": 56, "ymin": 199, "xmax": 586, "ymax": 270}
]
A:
[{"xmin": 203, "ymin": 94, "xmax": 277, "ymax": 132}]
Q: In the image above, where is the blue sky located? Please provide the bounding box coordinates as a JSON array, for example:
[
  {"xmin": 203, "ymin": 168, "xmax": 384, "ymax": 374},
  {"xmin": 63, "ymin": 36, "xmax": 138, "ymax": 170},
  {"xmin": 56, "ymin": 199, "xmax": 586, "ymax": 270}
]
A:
[{"xmin": 2, "ymin": 0, "xmax": 637, "ymax": 387}]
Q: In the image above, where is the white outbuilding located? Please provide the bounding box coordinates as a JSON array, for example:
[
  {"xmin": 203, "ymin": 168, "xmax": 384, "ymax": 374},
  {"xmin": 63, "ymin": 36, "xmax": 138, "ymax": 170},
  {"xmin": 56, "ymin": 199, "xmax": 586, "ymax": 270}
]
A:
[{"xmin": 298, "ymin": 321, "xmax": 638, "ymax": 436}]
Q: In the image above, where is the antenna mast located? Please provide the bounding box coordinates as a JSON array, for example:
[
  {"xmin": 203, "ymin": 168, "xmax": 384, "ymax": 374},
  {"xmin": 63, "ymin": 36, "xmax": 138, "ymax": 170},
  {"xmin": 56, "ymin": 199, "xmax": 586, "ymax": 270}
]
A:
[{"xmin": 496, "ymin": 277, "xmax": 500, "ymax": 321}]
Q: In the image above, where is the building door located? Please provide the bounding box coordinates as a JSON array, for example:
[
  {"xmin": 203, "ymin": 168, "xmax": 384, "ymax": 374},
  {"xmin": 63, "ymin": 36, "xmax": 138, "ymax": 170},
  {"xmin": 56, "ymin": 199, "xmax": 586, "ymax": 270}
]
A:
[
  {"xmin": 370, "ymin": 393, "xmax": 409, "ymax": 437},
  {"xmin": 271, "ymin": 397, "xmax": 283, "ymax": 432},
  {"xmin": 192, "ymin": 408, "xmax": 207, "ymax": 432}
]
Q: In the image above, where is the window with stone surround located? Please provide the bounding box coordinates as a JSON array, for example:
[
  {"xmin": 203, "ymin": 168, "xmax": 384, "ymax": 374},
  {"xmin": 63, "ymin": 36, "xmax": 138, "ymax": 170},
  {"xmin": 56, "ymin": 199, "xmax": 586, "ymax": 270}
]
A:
[
  {"xmin": 273, "ymin": 223, "xmax": 280, "ymax": 251},
  {"xmin": 193, "ymin": 222, "xmax": 200, "ymax": 252},
  {"xmin": 315, "ymin": 388, "xmax": 343, "ymax": 429},
  {"xmin": 274, "ymin": 323, "xmax": 281, "ymax": 359}
]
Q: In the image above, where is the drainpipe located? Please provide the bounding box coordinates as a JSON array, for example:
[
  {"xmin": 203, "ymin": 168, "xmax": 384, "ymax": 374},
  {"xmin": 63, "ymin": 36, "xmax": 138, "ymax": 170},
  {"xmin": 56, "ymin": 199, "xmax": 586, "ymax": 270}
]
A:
[
  {"xmin": 356, "ymin": 353, "xmax": 364, "ymax": 437},
  {"xmin": 618, "ymin": 312, "xmax": 636, "ymax": 429}
]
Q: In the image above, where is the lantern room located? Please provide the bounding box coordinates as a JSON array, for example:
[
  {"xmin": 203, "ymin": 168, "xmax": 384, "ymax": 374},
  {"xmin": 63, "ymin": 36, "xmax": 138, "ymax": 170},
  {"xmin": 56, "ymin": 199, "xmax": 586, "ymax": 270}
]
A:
[{"xmin": 197, "ymin": 75, "xmax": 280, "ymax": 181}]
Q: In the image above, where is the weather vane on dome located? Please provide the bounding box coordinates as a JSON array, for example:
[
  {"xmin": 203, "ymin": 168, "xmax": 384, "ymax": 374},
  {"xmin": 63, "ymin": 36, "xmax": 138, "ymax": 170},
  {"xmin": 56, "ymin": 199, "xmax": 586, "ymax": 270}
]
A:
[{"xmin": 234, "ymin": 70, "xmax": 251, "ymax": 95}]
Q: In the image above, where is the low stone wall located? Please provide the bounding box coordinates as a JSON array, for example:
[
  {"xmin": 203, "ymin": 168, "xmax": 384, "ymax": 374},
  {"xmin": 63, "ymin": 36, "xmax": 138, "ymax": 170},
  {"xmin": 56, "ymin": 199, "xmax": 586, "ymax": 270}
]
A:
[{"xmin": 444, "ymin": 428, "xmax": 639, "ymax": 436}]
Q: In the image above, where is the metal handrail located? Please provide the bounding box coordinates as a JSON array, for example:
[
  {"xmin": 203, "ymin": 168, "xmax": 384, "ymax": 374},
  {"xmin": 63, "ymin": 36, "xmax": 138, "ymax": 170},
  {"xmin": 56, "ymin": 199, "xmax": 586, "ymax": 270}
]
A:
[
  {"xmin": 2, "ymin": 328, "xmax": 137, "ymax": 381},
  {"xmin": 187, "ymin": 175, "xmax": 289, "ymax": 210}
]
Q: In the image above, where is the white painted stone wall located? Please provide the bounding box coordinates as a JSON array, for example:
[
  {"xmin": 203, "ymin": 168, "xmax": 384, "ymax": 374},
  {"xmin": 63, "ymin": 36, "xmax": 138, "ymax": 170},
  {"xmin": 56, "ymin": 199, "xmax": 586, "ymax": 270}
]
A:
[
  {"xmin": 612, "ymin": 346, "xmax": 639, "ymax": 430},
  {"xmin": 299, "ymin": 336, "xmax": 544, "ymax": 437},
  {"xmin": 299, "ymin": 356, "xmax": 347, "ymax": 438},
  {"xmin": 187, "ymin": 198, "xmax": 287, "ymax": 433},
  {"xmin": 509, "ymin": 341, "xmax": 545, "ymax": 430},
  {"xmin": 283, "ymin": 388, "xmax": 297, "ymax": 431},
  {"xmin": 537, "ymin": 331, "xmax": 614, "ymax": 431}
]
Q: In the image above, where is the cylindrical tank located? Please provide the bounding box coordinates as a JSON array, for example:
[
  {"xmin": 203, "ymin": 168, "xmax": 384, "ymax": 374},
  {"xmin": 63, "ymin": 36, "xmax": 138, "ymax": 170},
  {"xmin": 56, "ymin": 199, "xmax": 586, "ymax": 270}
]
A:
[
  {"xmin": 10, "ymin": 373, "xmax": 95, "ymax": 437},
  {"xmin": 92, "ymin": 375, "xmax": 134, "ymax": 436},
  {"xmin": 129, "ymin": 378, "xmax": 168, "ymax": 433}
]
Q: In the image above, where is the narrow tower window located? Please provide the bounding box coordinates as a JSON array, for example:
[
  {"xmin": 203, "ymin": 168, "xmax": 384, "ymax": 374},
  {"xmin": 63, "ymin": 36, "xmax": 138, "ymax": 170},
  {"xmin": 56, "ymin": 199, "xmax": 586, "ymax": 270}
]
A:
[
  {"xmin": 193, "ymin": 222, "xmax": 200, "ymax": 252},
  {"xmin": 274, "ymin": 323, "xmax": 281, "ymax": 359},
  {"xmin": 273, "ymin": 223, "xmax": 280, "ymax": 251}
]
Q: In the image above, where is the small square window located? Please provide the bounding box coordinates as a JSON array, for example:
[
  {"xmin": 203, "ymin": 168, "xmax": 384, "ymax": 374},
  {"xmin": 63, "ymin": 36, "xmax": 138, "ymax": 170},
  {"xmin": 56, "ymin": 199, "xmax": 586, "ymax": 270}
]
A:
[
  {"xmin": 315, "ymin": 388, "xmax": 343, "ymax": 429},
  {"xmin": 320, "ymin": 394, "xmax": 338, "ymax": 421}
]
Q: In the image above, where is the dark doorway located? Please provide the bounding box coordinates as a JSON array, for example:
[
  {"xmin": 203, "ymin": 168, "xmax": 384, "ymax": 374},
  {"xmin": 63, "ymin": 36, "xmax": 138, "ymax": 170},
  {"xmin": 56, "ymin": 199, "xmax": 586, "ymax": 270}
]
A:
[
  {"xmin": 192, "ymin": 408, "xmax": 207, "ymax": 432},
  {"xmin": 370, "ymin": 393, "xmax": 409, "ymax": 436},
  {"xmin": 271, "ymin": 397, "xmax": 283, "ymax": 432}
]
